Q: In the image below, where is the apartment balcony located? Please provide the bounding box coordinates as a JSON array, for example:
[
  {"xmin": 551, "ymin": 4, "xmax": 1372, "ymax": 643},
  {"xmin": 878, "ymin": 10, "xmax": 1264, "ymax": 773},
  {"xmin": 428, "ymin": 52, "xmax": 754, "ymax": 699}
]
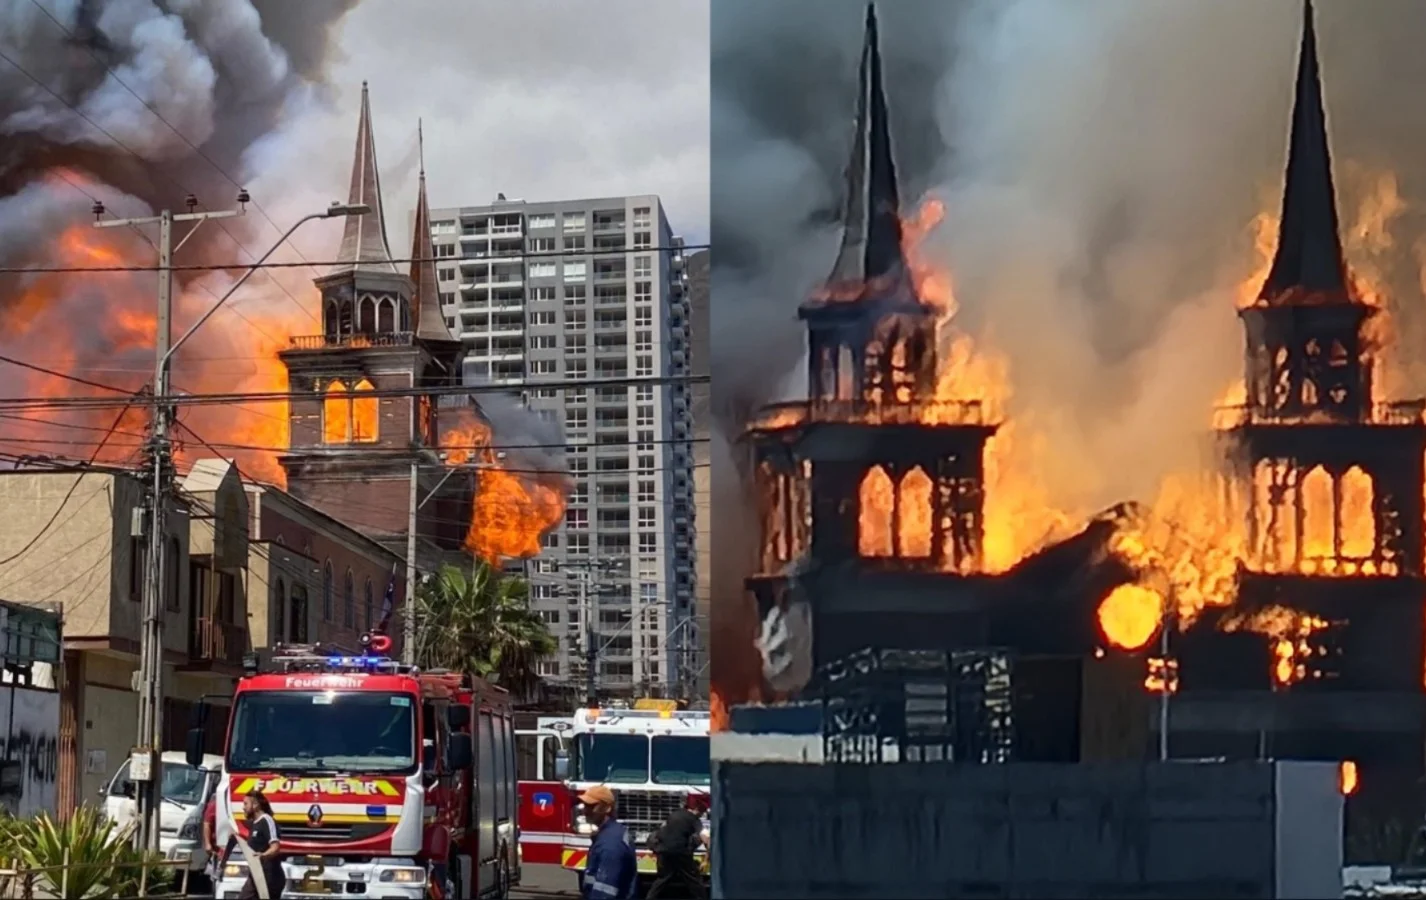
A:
[
  {"xmin": 182, "ymin": 616, "xmax": 246, "ymax": 674},
  {"xmin": 593, "ymin": 218, "xmax": 627, "ymax": 233},
  {"xmin": 287, "ymin": 332, "xmax": 414, "ymax": 351}
]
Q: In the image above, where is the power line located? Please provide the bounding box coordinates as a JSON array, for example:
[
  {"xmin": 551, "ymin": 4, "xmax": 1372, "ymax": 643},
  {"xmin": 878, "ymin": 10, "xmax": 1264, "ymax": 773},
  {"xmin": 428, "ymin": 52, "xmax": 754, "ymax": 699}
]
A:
[
  {"xmin": 0, "ymin": 395, "xmax": 139, "ymax": 566},
  {"xmin": 0, "ymin": 352, "xmax": 134, "ymax": 395},
  {"xmin": 0, "ymin": 245, "xmax": 707, "ymax": 274},
  {"xmin": 22, "ymin": 0, "xmax": 328, "ymax": 286},
  {"xmin": 0, "ymin": 373, "xmax": 708, "ymax": 411}
]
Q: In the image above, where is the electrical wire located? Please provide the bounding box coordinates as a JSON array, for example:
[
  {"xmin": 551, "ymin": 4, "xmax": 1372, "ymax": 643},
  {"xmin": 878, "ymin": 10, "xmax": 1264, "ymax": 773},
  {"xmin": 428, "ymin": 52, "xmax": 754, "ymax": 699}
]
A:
[
  {"xmin": 0, "ymin": 373, "xmax": 709, "ymax": 412},
  {"xmin": 0, "ymin": 246, "xmax": 706, "ymax": 275},
  {"xmin": 0, "ymin": 394, "xmax": 141, "ymax": 566}
]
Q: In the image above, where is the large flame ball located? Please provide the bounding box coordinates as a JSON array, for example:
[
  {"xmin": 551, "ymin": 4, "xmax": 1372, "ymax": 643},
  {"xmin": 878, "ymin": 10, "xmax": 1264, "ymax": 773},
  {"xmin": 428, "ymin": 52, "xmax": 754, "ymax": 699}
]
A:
[{"xmin": 1097, "ymin": 584, "xmax": 1166, "ymax": 651}]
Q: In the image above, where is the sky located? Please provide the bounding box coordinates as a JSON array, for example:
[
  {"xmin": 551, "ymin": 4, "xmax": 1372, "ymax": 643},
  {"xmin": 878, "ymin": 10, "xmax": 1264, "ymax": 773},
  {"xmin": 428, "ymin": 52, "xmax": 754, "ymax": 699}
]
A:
[{"xmin": 260, "ymin": 0, "xmax": 711, "ymax": 264}]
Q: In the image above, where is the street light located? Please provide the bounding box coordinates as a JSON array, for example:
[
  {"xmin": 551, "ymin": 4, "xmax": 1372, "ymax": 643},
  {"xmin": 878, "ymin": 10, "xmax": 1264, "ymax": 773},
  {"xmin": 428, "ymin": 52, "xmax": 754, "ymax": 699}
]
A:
[{"xmin": 103, "ymin": 198, "xmax": 367, "ymax": 853}]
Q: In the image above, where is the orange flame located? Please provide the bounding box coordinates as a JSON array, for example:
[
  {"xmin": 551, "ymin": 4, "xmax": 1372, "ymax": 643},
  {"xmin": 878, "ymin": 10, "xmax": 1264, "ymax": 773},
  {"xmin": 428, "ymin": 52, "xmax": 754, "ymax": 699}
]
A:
[
  {"xmin": 437, "ymin": 407, "xmax": 566, "ymax": 564},
  {"xmin": 1097, "ymin": 584, "xmax": 1165, "ymax": 651}
]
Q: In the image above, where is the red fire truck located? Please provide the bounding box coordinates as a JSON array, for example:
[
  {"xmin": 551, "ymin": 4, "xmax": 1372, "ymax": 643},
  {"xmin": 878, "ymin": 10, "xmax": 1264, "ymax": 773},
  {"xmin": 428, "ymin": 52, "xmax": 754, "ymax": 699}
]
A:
[
  {"xmin": 515, "ymin": 715, "xmax": 572, "ymax": 865},
  {"xmin": 186, "ymin": 635, "xmax": 520, "ymax": 899}
]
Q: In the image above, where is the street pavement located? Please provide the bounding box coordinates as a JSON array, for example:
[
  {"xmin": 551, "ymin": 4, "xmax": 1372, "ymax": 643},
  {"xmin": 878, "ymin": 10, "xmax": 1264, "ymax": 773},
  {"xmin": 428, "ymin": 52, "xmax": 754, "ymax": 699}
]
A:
[{"xmin": 513, "ymin": 862, "xmax": 580, "ymax": 898}]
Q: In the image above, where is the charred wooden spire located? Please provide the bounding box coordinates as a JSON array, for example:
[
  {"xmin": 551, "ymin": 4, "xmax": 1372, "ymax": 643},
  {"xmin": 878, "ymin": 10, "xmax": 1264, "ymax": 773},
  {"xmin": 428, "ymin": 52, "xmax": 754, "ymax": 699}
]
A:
[
  {"xmin": 409, "ymin": 122, "xmax": 458, "ymax": 343},
  {"xmin": 330, "ymin": 82, "xmax": 399, "ymax": 278},
  {"xmin": 826, "ymin": 3, "xmax": 910, "ymax": 293},
  {"xmin": 1258, "ymin": 0, "xmax": 1350, "ymax": 305}
]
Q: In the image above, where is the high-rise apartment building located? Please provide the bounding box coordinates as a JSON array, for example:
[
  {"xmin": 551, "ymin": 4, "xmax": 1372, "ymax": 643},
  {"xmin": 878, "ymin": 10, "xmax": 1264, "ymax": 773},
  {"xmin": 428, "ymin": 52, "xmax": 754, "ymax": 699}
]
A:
[{"xmin": 428, "ymin": 196, "xmax": 697, "ymax": 698}]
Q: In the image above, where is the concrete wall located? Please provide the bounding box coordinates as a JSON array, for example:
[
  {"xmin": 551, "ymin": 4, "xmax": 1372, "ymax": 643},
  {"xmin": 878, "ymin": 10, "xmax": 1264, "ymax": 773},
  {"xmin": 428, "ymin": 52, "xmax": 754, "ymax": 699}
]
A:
[
  {"xmin": 712, "ymin": 761, "xmax": 1341, "ymax": 899},
  {"xmin": 0, "ymin": 686, "xmax": 58, "ymax": 818}
]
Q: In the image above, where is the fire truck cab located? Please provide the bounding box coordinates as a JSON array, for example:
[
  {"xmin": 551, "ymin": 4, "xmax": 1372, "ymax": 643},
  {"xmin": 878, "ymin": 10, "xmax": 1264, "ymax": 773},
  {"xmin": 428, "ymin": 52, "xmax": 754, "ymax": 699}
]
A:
[
  {"xmin": 515, "ymin": 715, "xmax": 572, "ymax": 865},
  {"xmin": 188, "ymin": 639, "xmax": 520, "ymax": 899},
  {"xmin": 557, "ymin": 700, "xmax": 710, "ymax": 881}
]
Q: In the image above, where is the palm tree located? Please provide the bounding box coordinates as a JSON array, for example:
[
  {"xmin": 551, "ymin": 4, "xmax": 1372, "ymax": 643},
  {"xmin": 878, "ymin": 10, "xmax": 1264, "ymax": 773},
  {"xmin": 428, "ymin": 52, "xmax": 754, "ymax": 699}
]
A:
[{"xmin": 414, "ymin": 561, "xmax": 557, "ymax": 700}]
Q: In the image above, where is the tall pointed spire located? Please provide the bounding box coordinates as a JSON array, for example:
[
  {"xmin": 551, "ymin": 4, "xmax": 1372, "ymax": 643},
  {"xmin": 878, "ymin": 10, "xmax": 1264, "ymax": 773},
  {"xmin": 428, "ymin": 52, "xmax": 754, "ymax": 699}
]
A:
[
  {"xmin": 826, "ymin": 3, "xmax": 909, "ymax": 289},
  {"xmin": 410, "ymin": 122, "xmax": 457, "ymax": 342},
  {"xmin": 330, "ymin": 82, "xmax": 399, "ymax": 277},
  {"xmin": 1258, "ymin": 0, "xmax": 1349, "ymax": 303}
]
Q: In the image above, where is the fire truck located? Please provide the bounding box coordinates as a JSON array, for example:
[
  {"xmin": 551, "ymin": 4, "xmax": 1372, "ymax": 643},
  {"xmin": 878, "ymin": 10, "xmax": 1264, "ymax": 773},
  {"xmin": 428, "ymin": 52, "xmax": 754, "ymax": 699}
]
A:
[
  {"xmin": 185, "ymin": 633, "xmax": 519, "ymax": 900},
  {"xmin": 556, "ymin": 700, "xmax": 710, "ymax": 882},
  {"xmin": 514, "ymin": 715, "xmax": 572, "ymax": 865}
]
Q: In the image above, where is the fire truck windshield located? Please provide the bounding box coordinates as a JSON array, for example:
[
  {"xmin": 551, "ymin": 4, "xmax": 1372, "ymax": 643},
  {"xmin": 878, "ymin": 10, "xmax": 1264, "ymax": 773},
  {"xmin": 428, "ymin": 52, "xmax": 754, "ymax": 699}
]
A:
[
  {"xmin": 226, "ymin": 690, "xmax": 417, "ymax": 774},
  {"xmin": 651, "ymin": 736, "xmax": 710, "ymax": 786},
  {"xmin": 575, "ymin": 734, "xmax": 648, "ymax": 784}
]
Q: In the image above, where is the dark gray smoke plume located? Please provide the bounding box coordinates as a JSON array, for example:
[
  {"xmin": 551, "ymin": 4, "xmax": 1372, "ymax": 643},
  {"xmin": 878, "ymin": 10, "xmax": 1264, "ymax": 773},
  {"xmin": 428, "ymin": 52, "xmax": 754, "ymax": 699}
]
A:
[
  {"xmin": 0, "ymin": 0, "xmax": 358, "ymax": 472},
  {"xmin": 710, "ymin": 0, "xmax": 1426, "ymax": 695}
]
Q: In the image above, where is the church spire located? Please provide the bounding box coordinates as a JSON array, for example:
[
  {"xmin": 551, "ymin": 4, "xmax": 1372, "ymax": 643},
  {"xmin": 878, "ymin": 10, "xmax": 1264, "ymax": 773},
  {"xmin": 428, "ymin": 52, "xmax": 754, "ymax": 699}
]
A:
[
  {"xmin": 410, "ymin": 122, "xmax": 457, "ymax": 342},
  {"xmin": 826, "ymin": 3, "xmax": 909, "ymax": 291},
  {"xmin": 330, "ymin": 82, "xmax": 398, "ymax": 277},
  {"xmin": 1258, "ymin": 0, "xmax": 1350, "ymax": 304}
]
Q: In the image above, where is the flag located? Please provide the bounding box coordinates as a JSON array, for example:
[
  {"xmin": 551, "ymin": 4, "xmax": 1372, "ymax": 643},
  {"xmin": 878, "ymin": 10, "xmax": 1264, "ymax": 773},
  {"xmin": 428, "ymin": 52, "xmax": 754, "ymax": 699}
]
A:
[{"xmin": 376, "ymin": 563, "xmax": 398, "ymax": 633}]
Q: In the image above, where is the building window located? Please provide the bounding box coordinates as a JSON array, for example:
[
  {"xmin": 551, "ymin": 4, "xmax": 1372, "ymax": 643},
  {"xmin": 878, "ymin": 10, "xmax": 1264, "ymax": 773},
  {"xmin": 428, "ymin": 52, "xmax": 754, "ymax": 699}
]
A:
[
  {"xmin": 563, "ymin": 262, "xmax": 587, "ymax": 282},
  {"xmin": 530, "ymin": 287, "xmax": 556, "ymax": 303},
  {"xmin": 364, "ymin": 578, "xmax": 374, "ymax": 630},
  {"xmin": 564, "ymin": 235, "xmax": 585, "ymax": 252},
  {"xmin": 322, "ymin": 382, "xmax": 349, "ymax": 444},
  {"xmin": 638, "ymin": 507, "xmax": 657, "ymax": 529},
  {"xmin": 531, "ymin": 334, "xmax": 557, "ymax": 350},
  {"xmin": 531, "ymin": 310, "xmax": 557, "ymax": 326},
  {"xmin": 634, "ymin": 231, "xmax": 651, "ymax": 249},
  {"xmin": 566, "ymin": 508, "xmax": 588, "ymax": 529},
  {"xmin": 635, "ymin": 330, "xmax": 653, "ymax": 352},
  {"xmin": 528, "ymin": 214, "xmax": 555, "ymax": 230},
  {"xmin": 323, "ymin": 379, "xmax": 379, "ymax": 445},
  {"xmin": 563, "ymin": 213, "xmax": 586, "ymax": 232},
  {"xmin": 565, "ymin": 285, "xmax": 587, "ymax": 303},
  {"xmin": 531, "ymin": 359, "xmax": 557, "ymax": 375},
  {"xmin": 636, "ymin": 385, "xmax": 654, "ymax": 402},
  {"xmin": 537, "ymin": 660, "xmax": 561, "ymax": 677},
  {"xmin": 635, "ymin": 355, "xmax": 653, "ymax": 377},
  {"xmin": 529, "ymin": 237, "xmax": 555, "ymax": 253},
  {"xmin": 272, "ymin": 578, "xmax": 287, "ymax": 644},
  {"xmin": 637, "ymin": 454, "xmax": 655, "ymax": 471},
  {"xmin": 291, "ymin": 584, "xmax": 310, "ymax": 642},
  {"xmin": 438, "ymin": 268, "xmax": 454, "ymax": 282},
  {"xmin": 634, "ymin": 281, "xmax": 653, "ymax": 302},
  {"xmin": 634, "ymin": 256, "xmax": 652, "ymax": 277},
  {"xmin": 529, "ymin": 262, "xmax": 556, "ymax": 279},
  {"xmin": 637, "ymin": 480, "xmax": 656, "ymax": 503},
  {"xmin": 637, "ymin": 405, "xmax": 654, "ymax": 427},
  {"xmin": 322, "ymin": 561, "xmax": 334, "ymax": 621},
  {"xmin": 639, "ymin": 534, "xmax": 658, "ymax": 554},
  {"xmin": 634, "ymin": 306, "xmax": 652, "ymax": 327},
  {"xmin": 534, "ymin": 584, "xmax": 555, "ymax": 601},
  {"xmin": 633, "ymin": 207, "xmax": 651, "ymax": 228},
  {"xmin": 342, "ymin": 569, "xmax": 355, "ymax": 628}
]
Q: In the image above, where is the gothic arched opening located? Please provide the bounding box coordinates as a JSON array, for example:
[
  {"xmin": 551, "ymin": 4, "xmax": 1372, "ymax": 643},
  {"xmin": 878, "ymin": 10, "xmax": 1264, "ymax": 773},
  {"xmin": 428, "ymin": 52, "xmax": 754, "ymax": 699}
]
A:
[{"xmin": 858, "ymin": 465, "xmax": 894, "ymax": 557}]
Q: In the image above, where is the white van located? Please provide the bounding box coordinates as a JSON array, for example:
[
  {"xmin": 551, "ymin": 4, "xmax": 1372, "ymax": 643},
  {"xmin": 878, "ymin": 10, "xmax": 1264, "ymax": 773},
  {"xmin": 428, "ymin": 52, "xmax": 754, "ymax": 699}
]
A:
[{"xmin": 100, "ymin": 751, "xmax": 223, "ymax": 874}]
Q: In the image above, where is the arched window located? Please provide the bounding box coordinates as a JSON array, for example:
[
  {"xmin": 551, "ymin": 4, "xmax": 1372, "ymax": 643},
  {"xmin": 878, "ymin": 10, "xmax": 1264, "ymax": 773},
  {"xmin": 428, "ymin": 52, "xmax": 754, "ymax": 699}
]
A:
[
  {"xmin": 291, "ymin": 584, "xmax": 309, "ymax": 642},
  {"xmin": 364, "ymin": 578, "xmax": 374, "ymax": 630},
  {"xmin": 378, "ymin": 297, "xmax": 395, "ymax": 333},
  {"xmin": 273, "ymin": 578, "xmax": 287, "ymax": 644},
  {"xmin": 338, "ymin": 297, "xmax": 355, "ymax": 336},
  {"xmin": 343, "ymin": 569, "xmax": 355, "ymax": 628},
  {"xmin": 323, "ymin": 300, "xmax": 339, "ymax": 339},
  {"xmin": 399, "ymin": 298, "xmax": 410, "ymax": 332},
  {"xmin": 323, "ymin": 381, "xmax": 350, "ymax": 444},
  {"xmin": 359, "ymin": 295, "xmax": 377, "ymax": 334},
  {"xmin": 352, "ymin": 379, "xmax": 379, "ymax": 443},
  {"xmin": 322, "ymin": 561, "xmax": 334, "ymax": 621}
]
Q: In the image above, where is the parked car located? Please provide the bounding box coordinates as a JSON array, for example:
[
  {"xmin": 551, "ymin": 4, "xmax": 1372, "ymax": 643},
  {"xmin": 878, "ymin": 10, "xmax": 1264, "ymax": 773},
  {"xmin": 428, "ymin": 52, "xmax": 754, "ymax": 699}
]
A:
[{"xmin": 100, "ymin": 750, "xmax": 222, "ymax": 878}]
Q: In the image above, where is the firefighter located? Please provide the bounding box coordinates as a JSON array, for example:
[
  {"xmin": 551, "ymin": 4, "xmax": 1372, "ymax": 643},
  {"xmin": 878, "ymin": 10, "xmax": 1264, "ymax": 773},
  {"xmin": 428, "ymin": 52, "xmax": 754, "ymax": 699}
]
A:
[
  {"xmin": 577, "ymin": 785, "xmax": 637, "ymax": 900},
  {"xmin": 645, "ymin": 802, "xmax": 708, "ymax": 899}
]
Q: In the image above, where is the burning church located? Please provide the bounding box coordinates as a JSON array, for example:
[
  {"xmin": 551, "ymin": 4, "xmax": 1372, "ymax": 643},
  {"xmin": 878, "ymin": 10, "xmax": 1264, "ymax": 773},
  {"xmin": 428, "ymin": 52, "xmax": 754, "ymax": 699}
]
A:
[{"xmin": 722, "ymin": 0, "xmax": 1426, "ymax": 851}]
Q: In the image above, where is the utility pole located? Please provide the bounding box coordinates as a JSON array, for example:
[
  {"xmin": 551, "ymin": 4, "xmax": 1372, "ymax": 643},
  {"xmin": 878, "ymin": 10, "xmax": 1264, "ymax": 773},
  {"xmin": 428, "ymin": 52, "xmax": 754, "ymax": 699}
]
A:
[
  {"xmin": 93, "ymin": 194, "xmax": 369, "ymax": 853},
  {"xmin": 403, "ymin": 459, "xmax": 419, "ymax": 665},
  {"xmin": 96, "ymin": 195, "xmax": 241, "ymax": 854},
  {"xmin": 580, "ymin": 570, "xmax": 596, "ymax": 704}
]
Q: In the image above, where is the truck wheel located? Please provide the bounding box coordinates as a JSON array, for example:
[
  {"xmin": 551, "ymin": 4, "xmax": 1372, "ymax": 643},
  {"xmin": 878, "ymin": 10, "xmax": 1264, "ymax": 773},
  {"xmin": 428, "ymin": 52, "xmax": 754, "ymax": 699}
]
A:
[{"xmin": 495, "ymin": 852, "xmax": 511, "ymax": 900}]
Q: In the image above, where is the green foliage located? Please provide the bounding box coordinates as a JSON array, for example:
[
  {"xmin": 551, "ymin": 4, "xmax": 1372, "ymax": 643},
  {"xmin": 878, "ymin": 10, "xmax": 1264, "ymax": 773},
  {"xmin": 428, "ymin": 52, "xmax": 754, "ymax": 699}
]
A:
[
  {"xmin": 414, "ymin": 560, "xmax": 558, "ymax": 699},
  {"xmin": 0, "ymin": 806, "xmax": 163, "ymax": 898}
]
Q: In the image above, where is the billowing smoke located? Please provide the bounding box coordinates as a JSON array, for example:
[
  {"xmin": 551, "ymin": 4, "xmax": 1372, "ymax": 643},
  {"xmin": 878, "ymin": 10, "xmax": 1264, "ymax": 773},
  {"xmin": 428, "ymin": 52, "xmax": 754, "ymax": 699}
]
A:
[
  {"xmin": 710, "ymin": 0, "xmax": 1426, "ymax": 701},
  {"xmin": 0, "ymin": 0, "xmax": 359, "ymax": 476}
]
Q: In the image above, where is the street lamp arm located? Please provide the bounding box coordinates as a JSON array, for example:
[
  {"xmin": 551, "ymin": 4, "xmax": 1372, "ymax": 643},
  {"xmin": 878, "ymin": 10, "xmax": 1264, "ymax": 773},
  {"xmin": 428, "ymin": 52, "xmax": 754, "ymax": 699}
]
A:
[{"xmin": 163, "ymin": 204, "xmax": 367, "ymax": 369}]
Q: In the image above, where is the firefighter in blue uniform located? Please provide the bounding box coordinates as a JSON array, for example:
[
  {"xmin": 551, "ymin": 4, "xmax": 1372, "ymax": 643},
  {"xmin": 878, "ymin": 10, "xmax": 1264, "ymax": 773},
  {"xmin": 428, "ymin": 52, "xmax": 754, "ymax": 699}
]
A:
[{"xmin": 578, "ymin": 785, "xmax": 638, "ymax": 899}]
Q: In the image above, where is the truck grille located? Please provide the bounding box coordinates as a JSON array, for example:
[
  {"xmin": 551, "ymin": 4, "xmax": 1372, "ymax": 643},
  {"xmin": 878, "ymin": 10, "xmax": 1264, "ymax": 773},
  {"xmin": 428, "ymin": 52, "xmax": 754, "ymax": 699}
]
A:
[
  {"xmin": 280, "ymin": 822, "xmax": 389, "ymax": 844},
  {"xmin": 612, "ymin": 789, "xmax": 685, "ymax": 835}
]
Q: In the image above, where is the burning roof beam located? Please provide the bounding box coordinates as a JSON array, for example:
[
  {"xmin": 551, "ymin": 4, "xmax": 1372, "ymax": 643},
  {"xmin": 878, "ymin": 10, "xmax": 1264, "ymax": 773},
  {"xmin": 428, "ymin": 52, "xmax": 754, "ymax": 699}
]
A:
[
  {"xmin": 1258, "ymin": 0, "xmax": 1350, "ymax": 304},
  {"xmin": 409, "ymin": 121, "xmax": 458, "ymax": 343},
  {"xmin": 826, "ymin": 3, "xmax": 910, "ymax": 292},
  {"xmin": 330, "ymin": 82, "xmax": 399, "ymax": 278}
]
